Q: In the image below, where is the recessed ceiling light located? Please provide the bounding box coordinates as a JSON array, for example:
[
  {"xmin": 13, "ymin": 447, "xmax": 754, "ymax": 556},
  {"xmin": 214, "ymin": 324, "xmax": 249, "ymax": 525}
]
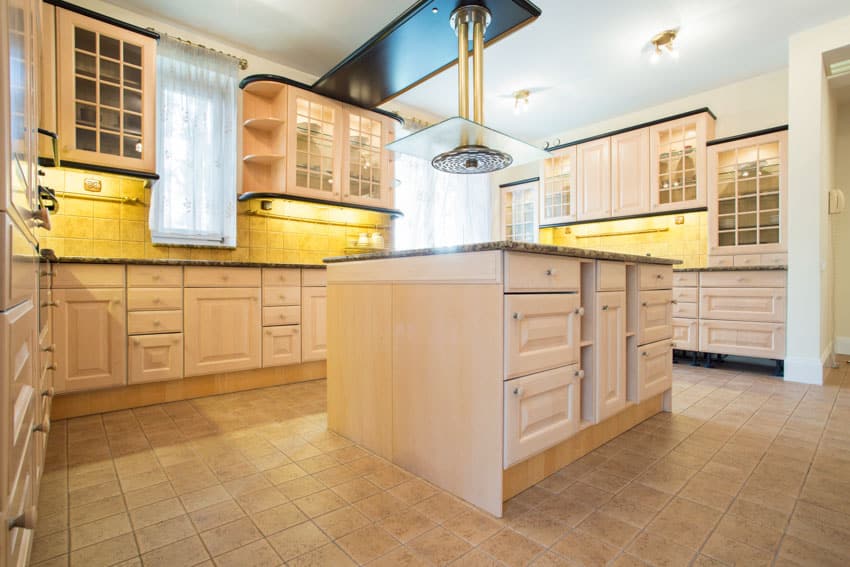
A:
[{"xmin": 650, "ymin": 29, "xmax": 679, "ymax": 63}]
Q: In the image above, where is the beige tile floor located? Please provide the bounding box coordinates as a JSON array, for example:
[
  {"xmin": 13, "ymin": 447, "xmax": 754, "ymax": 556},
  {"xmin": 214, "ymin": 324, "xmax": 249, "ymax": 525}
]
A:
[{"xmin": 30, "ymin": 358, "xmax": 850, "ymax": 567}]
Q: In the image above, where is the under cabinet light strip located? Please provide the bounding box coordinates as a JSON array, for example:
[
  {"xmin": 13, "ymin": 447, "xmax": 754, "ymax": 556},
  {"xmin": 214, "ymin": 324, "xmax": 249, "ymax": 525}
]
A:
[{"xmin": 243, "ymin": 210, "xmax": 390, "ymax": 231}]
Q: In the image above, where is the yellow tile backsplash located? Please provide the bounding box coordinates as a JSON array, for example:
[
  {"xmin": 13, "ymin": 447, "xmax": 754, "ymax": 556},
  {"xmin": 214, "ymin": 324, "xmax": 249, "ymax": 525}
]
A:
[
  {"xmin": 539, "ymin": 211, "xmax": 708, "ymax": 268},
  {"xmin": 38, "ymin": 168, "xmax": 392, "ymax": 264}
]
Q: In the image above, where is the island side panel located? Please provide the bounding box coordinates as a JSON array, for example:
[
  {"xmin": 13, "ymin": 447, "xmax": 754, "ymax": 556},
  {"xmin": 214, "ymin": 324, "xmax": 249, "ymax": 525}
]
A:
[
  {"xmin": 327, "ymin": 283, "xmax": 394, "ymax": 459},
  {"xmin": 392, "ymin": 283, "xmax": 505, "ymax": 517}
]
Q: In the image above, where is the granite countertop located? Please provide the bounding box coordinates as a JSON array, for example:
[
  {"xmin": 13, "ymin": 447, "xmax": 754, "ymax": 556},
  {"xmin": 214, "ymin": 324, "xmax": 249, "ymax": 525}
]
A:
[
  {"xmin": 324, "ymin": 241, "xmax": 681, "ymax": 265},
  {"xmin": 674, "ymin": 265, "xmax": 787, "ymax": 272},
  {"xmin": 41, "ymin": 252, "xmax": 326, "ymax": 269}
]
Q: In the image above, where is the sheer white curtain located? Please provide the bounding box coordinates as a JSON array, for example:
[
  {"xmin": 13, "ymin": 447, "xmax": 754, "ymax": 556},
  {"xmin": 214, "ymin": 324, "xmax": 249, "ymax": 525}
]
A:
[
  {"xmin": 393, "ymin": 140, "xmax": 493, "ymax": 249},
  {"xmin": 150, "ymin": 36, "xmax": 238, "ymax": 246}
]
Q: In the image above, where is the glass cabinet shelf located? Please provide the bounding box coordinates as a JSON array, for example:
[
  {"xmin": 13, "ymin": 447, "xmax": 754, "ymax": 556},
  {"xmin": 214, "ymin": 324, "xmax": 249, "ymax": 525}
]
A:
[{"xmin": 540, "ymin": 146, "xmax": 576, "ymax": 224}]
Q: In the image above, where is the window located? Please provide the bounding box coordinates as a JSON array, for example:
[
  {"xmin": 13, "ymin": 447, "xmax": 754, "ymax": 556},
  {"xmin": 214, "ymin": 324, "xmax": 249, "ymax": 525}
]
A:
[
  {"xmin": 149, "ymin": 36, "xmax": 238, "ymax": 246},
  {"xmin": 393, "ymin": 141, "xmax": 493, "ymax": 249},
  {"xmin": 502, "ymin": 180, "xmax": 538, "ymax": 242}
]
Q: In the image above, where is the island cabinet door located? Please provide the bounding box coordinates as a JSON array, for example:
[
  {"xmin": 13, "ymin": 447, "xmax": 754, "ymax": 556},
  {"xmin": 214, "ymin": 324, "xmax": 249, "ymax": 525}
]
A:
[
  {"xmin": 184, "ymin": 288, "xmax": 261, "ymax": 376},
  {"xmin": 504, "ymin": 364, "xmax": 581, "ymax": 468},
  {"xmin": 638, "ymin": 290, "xmax": 673, "ymax": 345},
  {"xmin": 505, "ymin": 293, "xmax": 581, "ymax": 379},
  {"xmin": 595, "ymin": 291, "xmax": 626, "ymax": 421},
  {"xmin": 263, "ymin": 325, "xmax": 302, "ymax": 367},
  {"xmin": 636, "ymin": 339, "xmax": 673, "ymax": 402},
  {"xmin": 302, "ymin": 287, "xmax": 327, "ymax": 362},
  {"xmin": 672, "ymin": 318, "xmax": 699, "ymax": 351}
]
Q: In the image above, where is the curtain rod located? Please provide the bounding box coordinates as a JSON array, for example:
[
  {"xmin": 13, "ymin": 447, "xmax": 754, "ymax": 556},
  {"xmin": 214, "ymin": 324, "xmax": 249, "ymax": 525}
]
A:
[{"xmin": 147, "ymin": 29, "xmax": 249, "ymax": 70}]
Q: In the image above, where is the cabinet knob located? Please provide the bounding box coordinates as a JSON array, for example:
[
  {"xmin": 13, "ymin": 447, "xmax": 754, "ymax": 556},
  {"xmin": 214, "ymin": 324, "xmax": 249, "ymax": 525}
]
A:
[
  {"xmin": 671, "ymin": 300, "xmax": 678, "ymax": 305},
  {"xmin": 47, "ymin": 363, "xmax": 58, "ymax": 371},
  {"xmin": 133, "ymin": 338, "xmax": 141, "ymax": 345},
  {"xmin": 575, "ymin": 369, "xmax": 585, "ymax": 379},
  {"xmin": 656, "ymin": 273, "xmax": 664, "ymax": 279},
  {"xmin": 293, "ymin": 328, "xmax": 299, "ymax": 334},
  {"xmin": 574, "ymin": 306, "xmax": 585, "ymax": 316},
  {"xmin": 512, "ymin": 312, "xmax": 524, "ymax": 320},
  {"xmin": 222, "ymin": 275, "xmax": 229, "ymax": 281},
  {"xmin": 42, "ymin": 301, "xmax": 59, "ymax": 308},
  {"xmin": 42, "ymin": 344, "xmax": 55, "ymax": 352},
  {"xmin": 153, "ymin": 320, "xmax": 161, "ymax": 326},
  {"xmin": 40, "ymin": 270, "xmax": 54, "ymax": 277},
  {"xmin": 544, "ymin": 268, "xmax": 556, "ymax": 276},
  {"xmin": 7, "ymin": 507, "xmax": 37, "ymax": 531},
  {"xmin": 512, "ymin": 387, "xmax": 524, "ymax": 396},
  {"xmin": 153, "ymin": 274, "xmax": 160, "ymax": 280},
  {"xmin": 42, "ymin": 387, "xmax": 55, "ymax": 398},
  {"xmin": 266, "ymin": 330, "xmax": 272, "ymax": 335},
  {"xmin": 602, "ymin": 305, "xmax": 609, "ymax": 311},
  {"xmin": 153, "ymin": 297, "xmax": 161, "ymax": 304},
  {"xmin": 641, "ymin": 351, "xmax": 648, "ymax": 357},
  {"xmin": 641, "ymin": 302, "xmax": 648, "ymax": 307},
  {"xmin": 33, "ymin": 420, "xmax": 50, "ymax": 434}
]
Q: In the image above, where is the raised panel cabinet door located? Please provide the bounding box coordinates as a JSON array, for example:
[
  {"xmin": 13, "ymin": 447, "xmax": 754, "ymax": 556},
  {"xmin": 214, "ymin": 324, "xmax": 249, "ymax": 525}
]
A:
[
  {"xmin": 1, "ymin": 214, "xmax": 38, "ymax": 311},
  {"xmin": 650, "ymin": 112, "xmax": 714, "ymax": 212},
  {"xmin": 184, "ymin": 287, "xmax": 261, "ymax": 376},
  {"xmin": 505, "ymin": 293, "xmax": 581, "ymax": 379},
  {"xmin": 342, "ymin": 107, "xmax": 395, "ymax": 209},
  {"xmin": 611, "ymin": 128, "xmax": 650, "ymax": 217},
  {"xmin": 504, "ymin": 364, "xmax": 581, "ymax": 468},
  {"xmin": 128, "ymin": 333, "xmax": 183, "ymax": 384},
  {"xmin": 699, "ymin": 287, "xmax": 786, "ymax": 323},
  {"xmin": 540, "ymin": 145, "xmax": 577, "ymax": 225},
  {"xmin": 286, "ymin": 87, "xmax": 343, "ymax": 201},
  {"xmin": 53, "ymin": 287, "xmax": 126, "ymax": 392},
  {"xmin": 672, "ymin": 317, "xmax": 698, "ymax": 351},
  {"xmin": 699, "ymin": 320, "xmax": 785, "ymax": 359},
  {"xmin": 262, "ymin": 325, "xmax": 302, "ymax": 367},
  {"xmin": 301, "ymin": 286, "xmax": 327, "ymax": 362},
  {"xmin": 638, "ymin": 290, "xmax": 673, "ymax": 345},
  {"xmin": 637, "ymin": 339, "xmax": 673, "ymax": 402},
  {"xmin": 595, "ymin": 291, "xmax": 626, "ymax": 421},
  {"xmin": 576, "ymin": 137, "xmax": 611, "ymax": 221},
  {"xmin": 55, "ymin": 7, "xmax": 157, "ymax": 172}
]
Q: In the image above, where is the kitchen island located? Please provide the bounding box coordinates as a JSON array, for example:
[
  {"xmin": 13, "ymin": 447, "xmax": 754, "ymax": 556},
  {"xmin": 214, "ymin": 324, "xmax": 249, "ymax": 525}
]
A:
[{"xmin": 324, "ymin": 242, "xmax": 680, "ymax": 516}]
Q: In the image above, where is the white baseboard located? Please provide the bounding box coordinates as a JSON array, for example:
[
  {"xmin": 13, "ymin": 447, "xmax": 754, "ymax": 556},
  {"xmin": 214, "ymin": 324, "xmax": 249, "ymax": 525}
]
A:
[
  {"xmin": 784, "ymin": 356, "xmax": 824, "ymax": 385},
  {"xmin": 836, "ymin": 336, "xmax": 850, "ymax": 355}
]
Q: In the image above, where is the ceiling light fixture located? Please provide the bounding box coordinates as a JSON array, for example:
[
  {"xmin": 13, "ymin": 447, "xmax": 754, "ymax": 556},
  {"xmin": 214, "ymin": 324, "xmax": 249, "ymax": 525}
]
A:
[
  {"xmin": 650, "ymin": 29, "xmax": 679, "ymax": 64},
  {"xmin": 513, "ymin": 90, "xmax": 530, "ymax": 115}
]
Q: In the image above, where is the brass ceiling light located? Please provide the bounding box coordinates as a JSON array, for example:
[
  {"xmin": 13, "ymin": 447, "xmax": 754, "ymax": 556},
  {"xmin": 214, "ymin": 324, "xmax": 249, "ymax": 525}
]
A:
[{"xmin": 650, "ymin": 28, "xmax": 679, "ymax": 63}]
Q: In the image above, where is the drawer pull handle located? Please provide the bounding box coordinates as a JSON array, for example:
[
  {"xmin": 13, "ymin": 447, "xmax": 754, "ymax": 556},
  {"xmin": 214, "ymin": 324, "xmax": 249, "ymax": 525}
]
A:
[
  {"xmin": 575, "ymin": 369, "xmax": 585, "ymax": 379},
  {"xmin": 42, "ymin": 387, "xmax": 55, "ymax": 398},
  {"xmin": 42, "ymin": 344, "xmax": 55, "ymax": 352},
  {"xmin": 671, "ymin": 300, "xmax": 678, "ymax": 305},
  {"xmin": 575, "ymin": 306, "xmax": 585, "ymax": 316},
  {"xmin": 641, "ymin": 351, "xmax": 648, "ymax": 357},
  {"xmin": 33, "ymin": 421, "xmax": 50, "ymax": 434},
  {"xmin": 512, "ymin": 312, "xmax": 524, "ymax": 320},
  {"xmin": 8, "ymin": 508, "xmax": 37, "ymax": 531},
  {"xmin": 513, "ymin": 387, "xmax": 524, "ymax": 396},
  {"xmin": 602, "ymin": 305, "xmax": 609, "ymax": 311},
  {"xmin": 47, "ymin": 363, "xmax": 58, "ymax": 371},
  {"xmin": 545, "ymin": 268, "xmax": 556, "ymax": 276},
  {"xmin": 641, "ymin": 302, "xmax": 648, "ymax": 307},
  {"xmin": 656, "ymin": 274, "xmax": 664, "ymax": 279}
]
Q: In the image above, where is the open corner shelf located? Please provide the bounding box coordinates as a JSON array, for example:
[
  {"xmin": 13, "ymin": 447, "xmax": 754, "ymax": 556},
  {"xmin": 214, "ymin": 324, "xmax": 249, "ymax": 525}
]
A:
[
  {"xmin": 244, "ymin": 117, "xmax": 285, "ymax": 131},
  {"xmin": 243, "ymin": 154, "xmax": 285, "ymax": 165},
  {"xmin": 243, "ymin": 80, "xmax": 286, "ymax": 99}
]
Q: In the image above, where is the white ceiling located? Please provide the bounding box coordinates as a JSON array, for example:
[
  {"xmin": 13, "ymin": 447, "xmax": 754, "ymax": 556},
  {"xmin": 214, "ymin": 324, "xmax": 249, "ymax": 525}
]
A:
[{"xmin": 108, "ymin": 0, "xmax": 850, "ymax": 141}]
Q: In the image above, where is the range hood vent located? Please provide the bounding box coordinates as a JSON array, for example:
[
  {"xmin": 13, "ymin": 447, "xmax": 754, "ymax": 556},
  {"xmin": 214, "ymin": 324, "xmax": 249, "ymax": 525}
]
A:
[{"xmin": 386, "ymin": 3, "xmax": 548, "ymax": 174}]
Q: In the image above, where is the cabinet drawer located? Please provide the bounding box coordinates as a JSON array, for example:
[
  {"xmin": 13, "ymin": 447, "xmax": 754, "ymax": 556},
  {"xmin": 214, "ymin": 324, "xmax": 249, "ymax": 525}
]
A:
[
  {"xmin": 638, "ymin": 290, "xmax": 673, "ymax": 345},
  {"xmin": 596, "ymin": 261, "xmax": 625, "ymax": 291},
  {"xmin": 672, "ymin": 301, "xmax": 698, "ymax": 318},
  {"xmin": 302, "ymin": 269, "xmax": 327, "ymax": 287},
  {"xmin": 707, "ymin": 255, "xmax": 733, "ymax": 268},
  {"xmin": 53, "ymin": 263, "xmax": 125, "ymax": 288},
  {"xmin": 263, "ymin": 285, "xmax": 301, "ymax": 306},
  {"xmin": 504, "ymin": 252, "xmax": 580, "ymax": 292},
  {"xmin": 1, "ymin": 214, "xmax": 38, "ymax": 310},
  {"xmin": 638, "ymin": 264, "xmax": 673, "ymax": 290},
  {"xmin": 699, "ymin": 270, "xmax": 786, "ymax": 288},
  {"xmin": 504, "ymin": 364, "xmax": 581, "ymax": 468},
  {"xmin": 262, "ymin": 268, "xmax": 301, "ymax": 287},
  {"xmin": 128, "ymin": 334, "xmax": 183, "ymax": 384},
  {"xmin": 699, "ymin": 320, "xmax": 785, "ymax": 359},
  {"xmin": 263, "ymin": 306, "xmax": 300, "ymax": 326},
  {"xmin": 127, "ymin": 265, "xmax": 182, "ymax": 287},
  {"xmin": 635, "ymin": 339, "xmax": 673, "ymax": 402},
  {"xmin": 673, "ymin": 287, "xmax": 697, "ymax": 303},
  {"xmin": 127, "ymin": 288, "xmax": 182, "ymax": 311},
  {"xmin": 672, "ymin": 318, "xmax": 699, "ymax": 351},
  {"xmin": 672, "ymin": 272, "xmax": 698, "ymax": 287},
  {"xmin": 263, "ymin": 325, "xmax": 302, "ymax": 367},
  {"xmin": 505, "ymin": 294, "xmax": 581, "ymax": 379},
  {"xmin": 7, "ymin": 432, "xmax": 36, "ymax": 567},
  {"xmin": 700, "ymin": 288, "xmax": 785, "ymax": 323},
  {"xmin": 2, "ymin": 301, "xmax": 38, "ymax": 475},
  {"xmin": 760, "ymin": 253, "xmax": 787, "ymax": 267},
  {"xmin": 733, "ymin": 254, "xmax": 762, "ymax": 268},
  {"xmin": 128, "ymin": 310, "xmax": 183, "ymax": 335},
  {"xmin": 184, "ymin": 266, "xmax": 261, "ymax": 287}
]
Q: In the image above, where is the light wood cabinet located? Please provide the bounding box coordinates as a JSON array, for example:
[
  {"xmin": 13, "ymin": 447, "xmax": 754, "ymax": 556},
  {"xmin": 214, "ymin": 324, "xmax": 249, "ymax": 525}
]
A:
[
  {"xmin": 286, "ymin": 87, "xmax": 343, "ymax": 201},
  {"xmin": 184, "ymin": 287, "xmax": 261, "ymax": 376},
  {"xmin": 263, "ymin": 325, "xmax": 301, "ymax": 367},
  {"xmin": 1, "ymin": 215, "xmax": 39, "ymax": 311},
  {"xmin": 241, "ymin": 80, "xmax": 287, "ymax": 194},
  {"xmin": 611, "ymin": 128, "xmax": 650, "ymax": 217},
  {"xmin": 540, "ymin": 146, "xmax": 577, "ymax": 225},
  {"xmin": 504, "ymin": 252, "xmax": 580, "ymax": 292},
  {"xmin": 576, "ymin": 138, "xmax": 611, "ymax": 221},
  {"xmin": 504, "ymin": 293, "xmax": 581, "ymax": 379},
  {"xmin": 128, "ymin": 333, "xmax": 183, "ymax": 384},
  {"xmin": 700, "ymin": 287, "xmax": 785, "ymax": 323},
  {"xmin": 638, "ymin": 290, "xmax": 673, "ymax": 345},
  {"xmin": 634, "ymin": 339, "xmax": 673, "ymax": 402},
  {"xmin": 342, "ymin": 106, "xmax": 395, "ymax": 209},
  {"xmin": 672, "ymin": 317, "xmax": 699, "ymax": 351},
  {"xmin": 649, "ymin": 112, "xmax": 714, "ymax": 212},
  {"xmin": 301, "ymin": 286, "xmax": 327, "ymax": 362},
  {"xmin": 55, "ymin": 7, "xmax": 156, "ymax": 173},
  {"xmin": 700, "ymin": 320, "xmax": 785, "ymax": 359},
  {"xmin": 707, "ymin": 129, "xmax": 787, "ymax": 258},
  {"xmin": 595, "ymin": 291, "xmax": 626, "ymax": 421},
  {"xmin": 53, "ymin": 288, "xmax": 126, "ymax": 392},
  {"xmin": 504, "ymin": 364, "xmax": 581, "ymax": 468}
]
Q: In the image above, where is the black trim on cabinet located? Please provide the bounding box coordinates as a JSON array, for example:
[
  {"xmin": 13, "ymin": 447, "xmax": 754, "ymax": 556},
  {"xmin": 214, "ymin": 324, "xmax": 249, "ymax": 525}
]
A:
[
  {"xmin": 499, "ymin": 177, "xmax": 540, "ymax": 188},
  {"xmin": 546, "ymin": 107, "xmax": 717, "ymax": 152},
  {"xmin": 45, "ymin": 0, "xmax": 160, "ymax": 39},
  {"xmin": 238, "ymin": 192, "xmax": 404, "ymax": 218},
  {"xmin": 39, "ymin": 158, "xmax": 160, "ymax": 180},
  {"xmin": 706, "ymin": 125, "xmax": 789, "ymax": 147},
  {"xmin": 539, "ymin": 207, "xmax": 708, "ymax": 229},
  {"xmin": 239, "ymin": 74, "xmax": 404, "ymax": 124}
]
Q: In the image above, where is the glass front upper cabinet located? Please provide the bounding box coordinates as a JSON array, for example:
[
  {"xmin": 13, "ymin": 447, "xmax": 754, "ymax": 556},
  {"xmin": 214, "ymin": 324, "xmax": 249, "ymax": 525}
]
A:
[
  {"xmin": 649, "ymin": 111, "xmax": 715, "ymax": 212},
  {"xmin": 342, "ymin": 106, "xmax": 394, "ymax": 209},
  {"xmin": 707, "ymin": 129, "xmax": 787, "ymax": 255},
  {"xmin": 503, "ymin": 181, "xmax": 538, "ymax": 243},
  {"xmin": 56, "ymin": 7, "xmax": 156, "ymax": 173},
  {"xmin": 539, "ymin": 146, "xmax": 577, "ymax": 225},
  {"xmin": 286, "ymin": 87, "xmax": 342, "ymax": 201}
]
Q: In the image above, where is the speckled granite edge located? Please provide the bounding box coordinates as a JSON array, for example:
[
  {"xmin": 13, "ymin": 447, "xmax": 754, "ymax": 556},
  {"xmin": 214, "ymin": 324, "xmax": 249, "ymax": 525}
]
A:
[
  {"xmin": 323, "ymin": 241, "xmax": 681, "ymax": 265},
  {"xmin": 674, "ymin": 265, "xmax": 787, "ymax": 272},
  {"xmin": 41, "ymin": 252, "xmax": 325, "ymax": 269}
]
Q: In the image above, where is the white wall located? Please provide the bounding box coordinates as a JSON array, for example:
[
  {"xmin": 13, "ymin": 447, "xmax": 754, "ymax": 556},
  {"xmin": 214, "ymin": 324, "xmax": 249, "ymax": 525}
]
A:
[
  {"xmin": 833, "ymin": 101, "xmax": 850, "ymax": 354},
  {"xmin": 785, "ymin": 14, "xmax": 850, "ymax": 384}
]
